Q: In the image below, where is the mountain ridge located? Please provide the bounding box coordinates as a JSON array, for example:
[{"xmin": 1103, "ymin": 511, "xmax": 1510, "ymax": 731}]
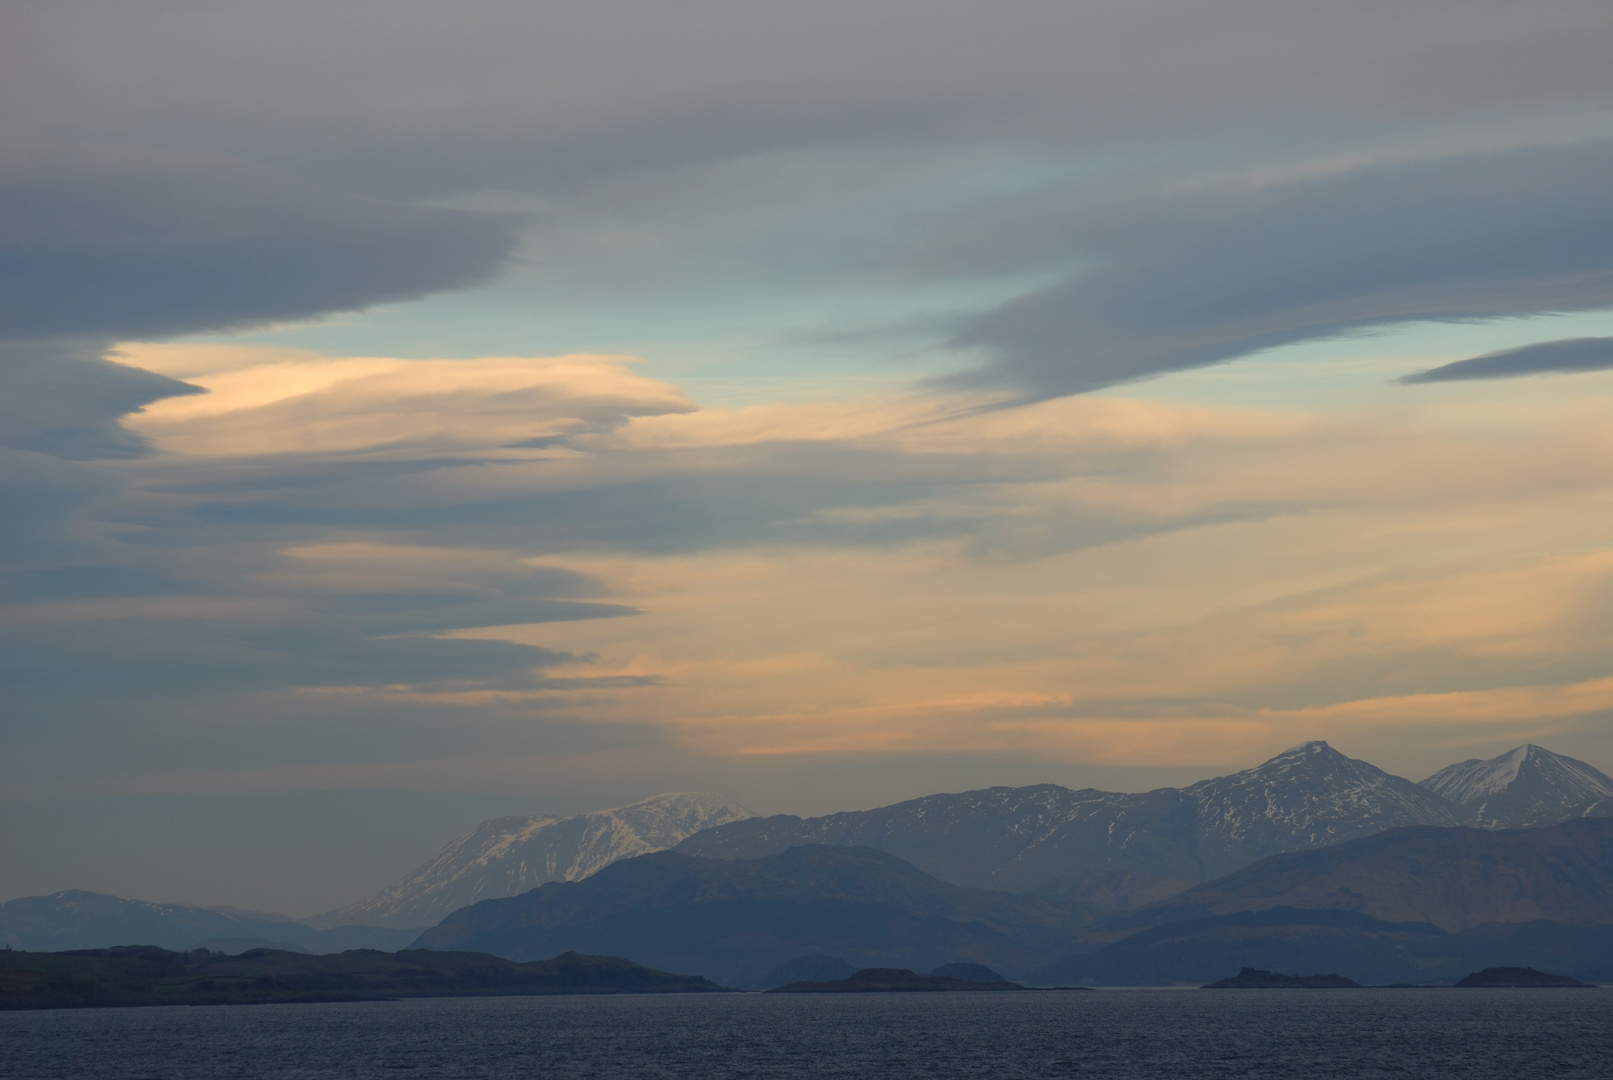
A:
[
  {"xmin": 1419, "ymin": 745, "xmax": 1613, "ymax": 828},
  {"xmin": 411, "ymin": 844, "xmax": 1093, "ymax": 987},
  {"xmin": 1105, "ymin": 815, "xmax": 1613, "ymax": 934},
  {"xmin": 312, "ymin": 792, "xmax": 754, "ymax": 929},
  {"xmin": 676, "ymin": 742, "xmax": 1465, "ymax": 898}
]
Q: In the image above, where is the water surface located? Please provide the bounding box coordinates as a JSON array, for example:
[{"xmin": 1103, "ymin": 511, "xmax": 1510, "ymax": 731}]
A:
[{"xmin": 3, "ymin": 988, "xmax": 1609, "ymax": 1078}]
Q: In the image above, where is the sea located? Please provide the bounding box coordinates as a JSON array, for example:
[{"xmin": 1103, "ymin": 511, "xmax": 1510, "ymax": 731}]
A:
[{"xmin": 3, "ymin": 989, "xmax": 1609, "ymax": 1079}]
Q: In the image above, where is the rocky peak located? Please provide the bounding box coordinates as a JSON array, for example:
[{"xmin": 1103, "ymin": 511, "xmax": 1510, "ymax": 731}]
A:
[{"xmin": 1419, "ymin": 745, "xmax": 1613, "ymax": 828}]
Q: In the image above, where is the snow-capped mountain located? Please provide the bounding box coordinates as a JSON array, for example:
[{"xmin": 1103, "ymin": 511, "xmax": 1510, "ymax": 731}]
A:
[
  {"xmin": 1419, "ymin": 744, "xmax": 1613, "ymax": 828},
  {"xmin": 674, "ymin": 783, "xmax": 1198, "ymax": 897},
  {"xmin": 313, "ymin": 792, "xmax": 754, "ymax": 929},
  {"xmin": 677, "ymin": 742, "xmax": 1466, "ymax": 898},
  {"xmin": 1185, "ymin": 741, "xmax": 1463, "ymax": 878}
]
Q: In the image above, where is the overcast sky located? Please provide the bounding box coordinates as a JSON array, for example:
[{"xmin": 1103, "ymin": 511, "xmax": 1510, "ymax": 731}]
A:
[{"xmin": 6, "ymin": 1, "xmax": 1613, "ymax": 915}]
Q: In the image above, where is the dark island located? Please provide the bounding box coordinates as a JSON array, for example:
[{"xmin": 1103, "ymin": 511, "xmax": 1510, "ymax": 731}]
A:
[
  {"xmin": 1455, "ymin": 967, "xmax": 1595, "ymax": 988},
  {"xmin": 1203, "ymin": 967, "xmax": 1361, "ymax": 988},
  {"xmin": 0, "ymin": 946, "xmax": 734, "ymax": 1009},
  {"xmin": 766, "ymin": 966, "xmax": 1029, "ymax": 993}
]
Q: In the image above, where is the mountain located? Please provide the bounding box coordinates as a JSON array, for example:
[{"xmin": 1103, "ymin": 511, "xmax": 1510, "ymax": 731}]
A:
[
  {"xmin": 411, "ymin": 844, "xmax": 1092, "ymax": 987},
  {"xmin": 1033, "ymin": 908, "xmax": 1613, "ymax": 986},
  {"xmin": 0, "ymin": 891, "xmax": 416, "ymax": 953},
  {"xmin": 763, "ymin": 954, "xmax": 857, "ymax": 986},
  {"xmin": 1179, "ymin": 741, "xmax": 1463, "ymax": 878},
  {"xmin": 1104, "ymin": 816, "xmax": 1613, "ymax": 934},
  {"xmin": 313, "ymin": 792, "xmax": 754, "ymax": 930},
  {"xmin": 676, "ymin": 742, "xmax": 1462, "ymax": 901},
  {"xmin": 0, "ymin": 946, "xmax": 731, "ymax": 1010},
  {"xmin": 681, "ymin": 784, "xmax": 1199, "ymax": 898},
  {"xmin": 1454, "ymin": 966, "xmax": 1595, "ymax": 988},
  {"xmin": 1419, "ymin": 745, "xmax": 1613, "ymax": 828}
]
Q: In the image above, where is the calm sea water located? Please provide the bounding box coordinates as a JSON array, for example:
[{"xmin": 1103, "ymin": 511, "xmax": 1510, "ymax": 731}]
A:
[{"xmin": 3, "ymin": 989, "xmax": 1609, "ymax": 1079}]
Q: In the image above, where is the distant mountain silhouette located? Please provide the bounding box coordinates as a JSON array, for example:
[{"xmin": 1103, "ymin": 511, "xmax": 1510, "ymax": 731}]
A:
[
  {"xmin": 0, "ymin": 946, "xmax": 730, "ymax": 1009},
  {"xmin": 1455, "ymin": 966, "xmax": 1593, "ymax": 988},
  {"xmin": 411, "ymin": 844, "xmax": 1091, "ymax": 987},
  {"xmin": 763, "ymin": 954, "xmax": 857, "ymax": 987},
  {"xmin": 18, "ymin": 742, "xmax": 1611, "ymax": 973},
  {"xmin": 1031, "ymin": 815, "xmax": 1613, "ymax": 984},
  {"xmin": 1032, "ymin": 908, "xmax": 1613, "ymax": 986},
  {"xmin": 0, "ymin": 891, "xmax": 414, "ymax": 954},
  {"xmin": 1107, "ymin": 816, "xmax": 1613, "ymax": 934},
  {"xmin": 1419, "ymin": 745, "xmax": 1613, "ymax": 828},
  {"xmin": 677, "ymin": 742, "xmax": 1462, "ymax": 901},
  {"xmin": 314, "ymin": 793, "xmax": 754, "ymax": 930}
]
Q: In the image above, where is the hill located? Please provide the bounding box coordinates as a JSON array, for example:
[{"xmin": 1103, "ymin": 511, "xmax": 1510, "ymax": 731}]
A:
[
  {"xmin": 1109, "ymin": 816, "xmax": 1613, "ymax": 933},
  {"xmin": 1031, "ymin": 908, "xmax": 1613, "ymax": 986},
  {"xmin": 411, "ymin": 844, "xmax": 1091, "ymax": 987},
  {"xmin": 0, "ymin": 946, "xmax": 729, "ymax": 1010}
]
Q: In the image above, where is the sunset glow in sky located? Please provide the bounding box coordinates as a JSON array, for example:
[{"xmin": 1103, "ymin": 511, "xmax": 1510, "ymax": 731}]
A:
[{"xmin": 6, "ymin": 1, "xmax": 1613, "ymax": 913}]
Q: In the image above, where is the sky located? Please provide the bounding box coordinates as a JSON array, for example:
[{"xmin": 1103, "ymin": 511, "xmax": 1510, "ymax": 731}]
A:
[{"xmin": 5, "ymin": 1, "xmax": 1613, "ymax": 916}]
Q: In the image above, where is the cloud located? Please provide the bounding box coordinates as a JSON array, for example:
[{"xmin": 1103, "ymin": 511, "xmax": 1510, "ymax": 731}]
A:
[
  {"xmin": 8, "ymin": 339, "xmax": 1613, "ymax": 814},
  {"xmin": 1400, "ymin": 337, "xmax": 1613, "ymax": 383},
  {"xmin": 0, "ymin": 339, "xmax": 198, "ymax": 459},
  {"xmin": 5, "ymin": 4, "xmax": 1612, "ymax": 398},
  {"xmin": 0, "ymin": 136, "xmax": 520, "ymax": 340},
  {"xmin": 949, "ymin": 141, "xmax": 1613, "ymax": 394},
  {"xmin": 8, "ymin": 2, "xmax": 1613, "ymax": 196},
  {"xmin": 116, "ymin": 344, "xmax": 695, "ymax": 458},
  {"xmin": 9, "ymin": 3, "xmax": 1613, "ymax": 871}
]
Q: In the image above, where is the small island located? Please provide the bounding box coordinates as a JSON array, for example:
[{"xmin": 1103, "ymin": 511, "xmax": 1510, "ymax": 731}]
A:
[
  {"xmin": 1203, "ymin": 967, "xmax": 1361, "ymax": 989},
  {"xmin": 0, "ymin": 946, "xmax": 734, "ymax": 1010},
  {"xmin": 1455, "ymin": 967, "xmax": 1595, "ymax": 988},
  {"xmin": 766, "ymin": 966, "xmax": 1029, "ymax": 993}
]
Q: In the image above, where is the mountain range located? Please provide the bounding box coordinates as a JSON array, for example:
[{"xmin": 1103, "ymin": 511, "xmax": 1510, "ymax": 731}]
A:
[
  {"xmin": 414, "ymin": 816, "xmax": 1613, "ymax": 987},
  {"xmin": 1034, "ymin": 907, "xmax": 1613, "ymax": 987},
  {"xmin": 8, "ymin": 741, "xmax": 1612, "ymax": 974},
  {"xmin": 310, "ymin": 792, "xmax": 754, "ymax": 930},
  {"xmin": 675, "ymin": 742, "xmax": 1494, "ymax": 901},
  {"xmin": 1106, "ymin": 815, "xmax": 1613, "ymax": 934},
  {"xmin": 411, "ymin": 844, "xmax": 1090, "ymax": 987}
]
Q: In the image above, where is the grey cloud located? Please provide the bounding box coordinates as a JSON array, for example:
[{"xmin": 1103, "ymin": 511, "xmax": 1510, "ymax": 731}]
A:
[
  {"xmin": 111, "ymin": 434, "xmax": 1222, "ymax": 561},
  {"xmin": 950, "ymin": 141, "xmax": 1613, "ymax": 394},
  {"xmin": 8, "ymin": 2, "xmax": 1613, "ymax": 198},
  {"xmin": 1400, "ymin": 337, "xmax": 1613, "ymax": 384},
  {"xmin": 0, "ymin": 339, "xmax": 201, "ymax": 571},
  {"xmin": 0, "ymin": 138, "xmax": 520, "ymax": 340},
  {"xmin": 0, "ymin": 339, "xmax": 197, "ymax": 459}
]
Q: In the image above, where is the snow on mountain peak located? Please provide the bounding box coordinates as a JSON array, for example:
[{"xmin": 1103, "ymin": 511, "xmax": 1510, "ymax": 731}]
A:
[
  {"xmin": 1418, "ymin": 745, "xmax": 1613, "ymax": 827},
  {"xmin": 312, "ymin": 792, "xmax": 754, "ymax": 930},
  {"xmin": 1182, "ymin": 740, "xmax": 1462, "ymax": 877}
]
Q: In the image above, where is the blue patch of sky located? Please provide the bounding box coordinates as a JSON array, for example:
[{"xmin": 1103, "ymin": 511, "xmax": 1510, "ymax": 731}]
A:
[
  {"xmin": 1117, "ymin": 309, "xmax": 1613, "ymax": 411},
  {"xmin": 184, "ymin": 146, "xmax": 1084, "ymax": 404},
  {"xmin": 177, "ymin": 136, "xmax": 1613, "ymax": 414}
]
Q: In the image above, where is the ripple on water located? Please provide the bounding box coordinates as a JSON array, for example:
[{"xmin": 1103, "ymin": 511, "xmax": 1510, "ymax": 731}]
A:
[{"xmin": 2, "ymin": 988, "xmax": 1610, "ymax": 1079}]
